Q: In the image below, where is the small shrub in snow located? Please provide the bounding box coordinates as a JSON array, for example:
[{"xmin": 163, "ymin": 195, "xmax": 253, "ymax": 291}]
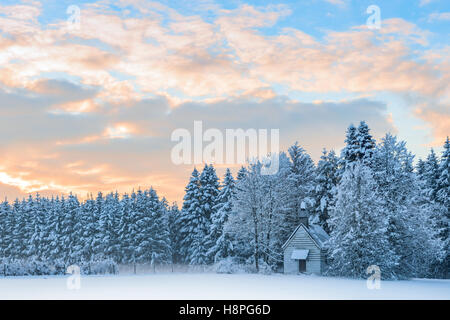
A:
[
  {"xmin": 213, "ymin": 257, "xmax": 249, "ymax": 274},
  {"xmin": 0, "ymin": 259, "xmax": 118, "ymax": 276},
  {"xmin": 80, "ymin": 259, "xmax": 118, "ymax": 275},
  {"xmin": 257, "ymin": 260, "xmax": 274, "ymax": 275}
]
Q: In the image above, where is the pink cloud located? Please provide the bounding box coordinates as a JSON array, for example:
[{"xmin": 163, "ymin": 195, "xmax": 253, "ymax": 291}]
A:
[{"xmin": 0, "ymin": 1, "xmax": 447, "ymax": 201}]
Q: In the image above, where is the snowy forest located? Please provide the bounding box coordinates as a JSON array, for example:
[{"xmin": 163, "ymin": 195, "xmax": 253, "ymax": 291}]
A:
[{"xmin": 0, "ymin": 121, "xmax": 448, "ymax": 279}]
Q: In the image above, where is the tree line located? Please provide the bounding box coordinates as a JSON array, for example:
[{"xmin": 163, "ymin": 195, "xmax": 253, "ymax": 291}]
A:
[{"xmin": 0, "ymin": 121, "xmax": 448, "ymax": 278}]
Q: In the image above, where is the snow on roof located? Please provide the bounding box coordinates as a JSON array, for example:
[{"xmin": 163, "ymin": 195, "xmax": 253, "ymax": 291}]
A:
[
  {"xmin": 307, "ymin": 224, "xmax": 330, "ymax": 249},
  {"xmin": 291, "ymin": 249, "xmax": 309, "ymax": 260}
]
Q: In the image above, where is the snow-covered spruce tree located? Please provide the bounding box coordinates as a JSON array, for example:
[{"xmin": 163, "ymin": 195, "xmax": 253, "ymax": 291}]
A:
[
  {"xmin": 200, "ymin": 164, "xmax": 219, "ymax": 222},
  {"xmin": 5, "ymin": 199, "xmax": 19, "ymax": 260},
  {"xmin": 206, "ymin": 168, "xmax": 236, "ymax": 263},
  {"xmin": 416, "ymin": 147, "xmax": 447, "ymax": 277},
  {"xmin": 356, "ymin": 121, "xmax": 376, "ymax": 164},
  {"xmin": 79, "ymin": 194, "xmax": 97, "ymax": 263},
  {"xmin": 2, "ymin": 200, "xmax": 14, "ymax": 261},
  {"xmin": 37, "ymin": 195, "xmax": 54, "ymax": 262},
  {"xmin": 90, "ymin": 192, "xmax": 105, "ymax": 261},
  {"xmin": 187, "ymin": 164, "xmax": 218, "ymax": 265},
  {"xmin": 60, "ymin": 193, "xmax": 80, "ymax": 264},
  {"xmin": 341, "ymin": 123, "xmax": 359, "ymax": 164},
  {"xmin": 236, "ymin": 166, "xmax": 248, "ymax": 181},
  {"xmin": 99, "ymin": 192, "xmax": 121, "ymax": 263},
  {"xmin": 46, "ymin": 197, "xmax": 63, "ymax": 263},
  {"xmin": 436, "ymin": 137, "xmax": 450, "ymax": 278},
  {"xmin": 341, "ymin": 121, "xmax": 376, "ymax": 169},
  {"xmin": 129, "ymin": 191, "xmax": 143, "ymax": 268},
  {"xmin": 424, "ymin": 149, "xmax": 441, "ymax": 201},
  {"xmin": 285, "ymin": 142, "xmax": 316, "ymax": 233},
  {"xmin": 416, "ymin": 158, "xmax": 426, "ymax": 177},
  {"xmin": 168, "ymin": 202, "xmax": 183, "ymax": 264},
  {"xmin": 0, "ymin": 200, "xmax": 11, "ymax": 259},
  {"xmin": 179, "ymin": 168, "xmax": 204, "ymax": 264},
  {"xmin": 21, "ymin": 195, "xmax": 35, "ymax": 259},
  {"xmin": 117, "ymin": 193, "xmax": 134, "ymax": 264},
  {"xmin": 328, "ymin": 162, "xmax": 398, "ymax": 279},
  {"xmin": 167, "ymin": 202, "xmax": 181, "ymax": 264},
  {"xmin": 312, "ymin": 149, "xmax": 339, "ymax": 233},
  {"xmin": 133, "ymin": 189, "xmax": 152, "ymax": 264},
  {"xmin": 39, "ymin": 197, "xmax": 54, "ymax": 262},
  {"xmin": 28, "ymin": 193, "xmax": 43, "ymax": 260},
  {"xmin": 147, "ymin": 189, "xmax": 171, "ymax": 266},
  {"xmin": 372, "ymin": 133, "xmax": 439, "ymax": 278}
]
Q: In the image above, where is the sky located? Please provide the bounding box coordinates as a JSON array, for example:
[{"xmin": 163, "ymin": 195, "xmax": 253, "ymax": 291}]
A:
[{"xmin": 0, "ymin": 0, "xmax": 448, "ymax": 203}]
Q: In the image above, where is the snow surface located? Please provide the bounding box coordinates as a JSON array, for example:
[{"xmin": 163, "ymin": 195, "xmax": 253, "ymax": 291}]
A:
[{"xmin": 0, "ymin": 273, "xmax": 449, "ymax": 300}]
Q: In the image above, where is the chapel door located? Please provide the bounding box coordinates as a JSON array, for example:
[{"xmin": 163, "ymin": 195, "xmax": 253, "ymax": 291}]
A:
[{"xmin": 299, "ymin": 259, "xmax": 306, "ymax": 272}]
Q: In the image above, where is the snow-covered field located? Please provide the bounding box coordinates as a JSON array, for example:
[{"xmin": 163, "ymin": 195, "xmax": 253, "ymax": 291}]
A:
[{"xmin": 0, "ymin": 273, "xmax": 448, "ymax": 300}]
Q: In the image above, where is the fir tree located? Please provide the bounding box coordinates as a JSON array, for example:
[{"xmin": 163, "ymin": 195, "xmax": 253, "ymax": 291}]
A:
[
  {"xmin": 167, "ymin": 202, "xmax": 181, "ymax": 264},
  {"xmin": 372, "ymin": 133, "xmax": 437, "ymax": 278},
  {"xmin": 285, "ymin": 142, "xmax": 316, "ymax": 231},
  {"xmin": 312, "ymin": 149, "xmax": 339, "ymax": 233},
  {"xmin": 179, "ymin": 168, "xmax": 203, "ymax": 264},
  {"xmin": 149, "ymin": 192, "xmax": 171, "ymax": 266},
  {"xmin": 342, "ymin": 123, "xmax": 359, "ymax": 164},
  {"xmin": 206, "ymin": 168, "xmax": 235, "ymax": 263},
  {"xmin": 436, "ymin": 137, "xmax": 450, "ymax": 278},
  {"xmin": 0, "ymin": 200, "xmax": 11, "ymax": 259},
  {"xmin": 328, "ymin": 162, "xmax": 398, "ymax": 279}
]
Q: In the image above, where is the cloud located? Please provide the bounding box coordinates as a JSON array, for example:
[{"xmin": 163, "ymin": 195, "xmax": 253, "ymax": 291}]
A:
[
  {"xmin": 419, "ymin": 0, "xmax": 434, "ymax": 7},
  {"xmin": 0, "ymin": 1, "xmax": 447, "ymax": 201},
  {"xmin": 428, "ymin": 12, "xmax": 450, "ymax": 22},
  {"xmin": 0, "ymin": 88, "xmax": 395, "ymax": 202},
  {"xmin": 324, "ymin": 0, "xmax": 347, "ymax": 7}
]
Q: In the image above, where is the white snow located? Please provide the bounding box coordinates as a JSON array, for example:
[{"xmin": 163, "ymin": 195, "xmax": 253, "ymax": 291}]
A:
[
  {"xmin": 291, "ymin": 249, "xmax": 309, "ymax": 260},
  {"xmin": 0, "ymin": 273, "xmax": 448, "ymax": 300}
]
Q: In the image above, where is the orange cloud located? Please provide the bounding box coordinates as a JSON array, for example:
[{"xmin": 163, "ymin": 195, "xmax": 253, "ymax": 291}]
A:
[{"xmin": 0, "ymin": 1, "xmax": 448, "ymax": 203}]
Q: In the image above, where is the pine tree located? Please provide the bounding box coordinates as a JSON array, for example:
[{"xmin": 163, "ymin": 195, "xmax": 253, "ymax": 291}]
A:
[
  {"xmin": 61, "ymin": 193, "xmax": 80, "ymax": 264},
  {"xmin": 100, "ymin": 192, "xmax": 121, "ymax": 263},
  {"xmin": 149, "ymin": 191, "xmax": 171, "ymax": 266},
  {"xmin": 372, "ymin": 133, "xmax": 438, "ymax": 278},
  {"xmin": 312, "ymin": 149, "xmax": 339, "ymax": 233},
  {"xmin": 341, "ymin": 123, "xmax": 359, "ymax": 164},
  {"xmin": 199, "ymin": 164, "xmax": 219, "ymax": 222},
  {"xmin": 80, "ymin": 195, "xmax": 97, "ymax": 263},
  {"xmin": 12, "ymin": 198, "xmax": 29, "ymax": 260},
  {"xmin": 167, "ymin": 202, "xmax": 181, "ymax": 265},
  {"xmin": 189, "ymin": 165, "xmax": 217, "ymax": 265},
  {"xmin": 436, "ymin": 137, "xmax": 450, "ymax": 278},
  {"xmin": 206, "ymin": 168, "xmax": 236, "ymax": 263},
  {"xmin": 236, "ymin": 166, "xmax": 248, "ymax": 181},
  {"xmin": 285, "ymin": 142, "xmax": 316, "ymax": 231},
  {"xmin": 47, "ymin": 196, "xmax": 63, "ymax": 262},
  {"xmin": 328, "ymin": 162, "xmax": 398, "ymax": 279},
  {"xmin": 117, "ymin": 193, "xmax": 134, "ymax": 264},
  {"xmin": 424, "ymin": 149, "xmax": 440, "ymax": 201},
  {"xmin": 179, "ymin": 168, "xmax": 202, "ymax": 264},
  {"xmin": 0, "ymin": 200, "xmax": 11, "ymax": 259},
  {"xmin": 133, "ymin": 189, "xmax": 152, "ymax": 264},
  {"xmin": 356, "ymin": 120, "xmax": 376, "ymax": 163},
  {"xmin": 341, "ymin": 121, "xmax": 376, "ymax": 167},
  {"xmin": 21, "ymin": 195, "xmax": 35, "ymax": 258},
  {"xmin": 29, "ymin": 193, "xmax": 46, "ymax": 261}
]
